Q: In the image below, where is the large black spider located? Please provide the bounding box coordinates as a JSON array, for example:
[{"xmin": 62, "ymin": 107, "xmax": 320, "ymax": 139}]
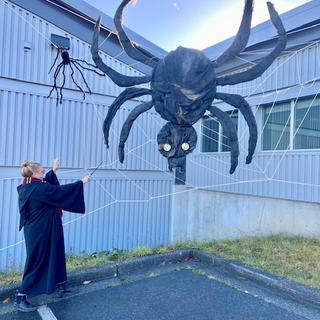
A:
[
  {"xmin": 48, "ymin": 49, "xmax": 105, "ymax": 106},
  {"xmin": 91, "ymin": 0, "xmax": 286, "ymax": 184}
]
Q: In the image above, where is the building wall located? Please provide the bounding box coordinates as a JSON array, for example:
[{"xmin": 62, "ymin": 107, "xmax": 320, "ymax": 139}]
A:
[
  {"xmin": 188, "ymin": 29, "xmax": 320, "ymax": 204},
  {"xmin": 0, "ymin": 170, "xmax": 172, "ymax": 271},
  {"xmin": 217, "ymin": 41, "xmax": 320, "ymax": 99},
  {"xmin": 1, "ymin": 0, "xmax": 320, "ymax": 272},
  {"xmin": 0, "ymin": 0, "xmax": 172, "ymax": 271}
]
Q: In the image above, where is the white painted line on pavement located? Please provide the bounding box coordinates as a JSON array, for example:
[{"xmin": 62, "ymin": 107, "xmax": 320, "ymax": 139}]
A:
[{"xmin": 37, "ymin": 305, "xmax": 58, "ymax": 320}]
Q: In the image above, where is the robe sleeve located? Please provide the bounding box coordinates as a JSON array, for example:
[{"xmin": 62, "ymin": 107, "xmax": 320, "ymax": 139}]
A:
[
  {"xmin": 45, "ymin": 170, "xmax": 64, "ymax": 218},
  {"xmin": 45, "ymin": 170, "xmax": 60, "ymax": 185},
  {"xmin": 40, "ymin": 181, "xmax": 85, "ymax": 213}
]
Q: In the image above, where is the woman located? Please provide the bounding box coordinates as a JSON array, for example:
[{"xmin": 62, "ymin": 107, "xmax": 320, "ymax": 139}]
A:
[{"xmin": 16, "ymin": 159, "xmax": 90, "ymax": 312}]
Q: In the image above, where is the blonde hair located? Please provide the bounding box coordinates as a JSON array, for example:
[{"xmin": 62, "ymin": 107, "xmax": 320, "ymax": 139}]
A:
[{"xmin": 21, "ymin": 160, "xmax": 43, "ymax": 178}]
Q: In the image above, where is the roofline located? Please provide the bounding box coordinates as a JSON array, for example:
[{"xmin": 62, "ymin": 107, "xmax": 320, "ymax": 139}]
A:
[
  {"xmin": 204, "ymin": 0, "xmax": 320, "ymax": 60},
  {"xmin": 8, "ymin": 0, "xmax": 167, "ymax": 75},
  {"xmin": 52, "ymin": 0, "xmax": 167, "ymax": 58}
]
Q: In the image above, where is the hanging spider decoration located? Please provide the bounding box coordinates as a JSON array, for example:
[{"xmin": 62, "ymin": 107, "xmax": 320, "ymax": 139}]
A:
[
  {"xmin": 90, "ymin": 0, "xmax": 287, "ymax": 184},
  {"xmin": 47, "ymin": 49, "xmax": 105, "ymax": 106}
]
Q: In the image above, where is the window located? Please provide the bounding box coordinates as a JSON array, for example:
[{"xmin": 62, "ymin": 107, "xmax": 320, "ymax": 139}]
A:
[
  {"xmin": 201, "ymin": 116, "xmax": 219, "ymax": 152},
  {"xmin": 263, "ymin": 102, "xmax": 290, "ymax": 150},
  {"xmin": 262, "ymin": 96, "xmax": 320, "ymax": 151},
  {"xmin": 294, "ymin": 98, "xmax": 320, "ymax": 149},
  {"xmin": 201, "ymin": 111, "xmax": 238, "ymax": 152},
  {"xmin": 221, "ymin": 112, "xmax": 238, "ymax": 152}
]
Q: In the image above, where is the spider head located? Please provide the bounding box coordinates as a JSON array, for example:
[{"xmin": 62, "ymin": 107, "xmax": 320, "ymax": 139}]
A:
[{"xmin": 157, "ymin": 122, "xmax": 197, "ymax": 174}]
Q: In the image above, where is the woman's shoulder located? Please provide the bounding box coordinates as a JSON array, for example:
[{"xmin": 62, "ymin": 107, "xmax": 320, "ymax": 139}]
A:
[{"xmin": 33, "ymin": 180, "xmax": 56, "ymax": 193}]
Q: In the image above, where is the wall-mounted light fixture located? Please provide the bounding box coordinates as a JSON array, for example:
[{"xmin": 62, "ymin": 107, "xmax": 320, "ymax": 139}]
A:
[{"xmin": 50, "ymin": 34, "xmax": 70, "ymax": 50}]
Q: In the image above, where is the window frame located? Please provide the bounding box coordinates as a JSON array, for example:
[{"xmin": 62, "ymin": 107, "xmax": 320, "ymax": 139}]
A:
[
  {"xmin": 200, "ymin": 110, "xmax": 239, "ymax": 153},
  {"xmin": 261, "ymin": 96, "xmax": 320, "ymax": 152}
]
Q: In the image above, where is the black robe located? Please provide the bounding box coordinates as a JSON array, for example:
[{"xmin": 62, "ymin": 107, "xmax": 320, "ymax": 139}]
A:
[{"xmin": 17, "ymin": 170, "xmax": 85, "ymax": 295}]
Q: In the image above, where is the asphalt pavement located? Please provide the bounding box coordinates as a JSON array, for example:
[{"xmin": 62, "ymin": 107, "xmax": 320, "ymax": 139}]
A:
[{"xmin": 1, "ymin": 260, "xmax": 319, "ymax": 320}]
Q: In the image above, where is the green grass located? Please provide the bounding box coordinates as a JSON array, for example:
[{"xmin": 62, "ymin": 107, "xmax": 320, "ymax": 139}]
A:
[
  {"xmin": 203, "ymin": 235, "xmax": 320, "ymax": 289},
  {"xmin": 0, "ymin": 270, "xmax": 22, "ymax": 288},
  {"xmin": 1, "ymin": 236, "xmax": 320, "ymax": 289}
]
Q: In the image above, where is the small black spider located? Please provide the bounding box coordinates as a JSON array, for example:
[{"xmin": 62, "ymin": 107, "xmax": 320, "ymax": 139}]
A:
[{"xmin": 47, "ymin": 49, "xmax": 105, "ymax": 106}]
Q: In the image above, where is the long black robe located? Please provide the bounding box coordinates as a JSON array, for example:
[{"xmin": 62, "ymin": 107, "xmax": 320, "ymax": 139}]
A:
[{"xmin": 17, "ymin": 170, "xmax": 85, "ymax": 295}]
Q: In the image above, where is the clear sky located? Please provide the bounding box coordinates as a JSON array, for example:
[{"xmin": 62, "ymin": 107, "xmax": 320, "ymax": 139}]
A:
[{"xmin": 84, "ymin": 0, "xmax": 312, "ymax": 51}]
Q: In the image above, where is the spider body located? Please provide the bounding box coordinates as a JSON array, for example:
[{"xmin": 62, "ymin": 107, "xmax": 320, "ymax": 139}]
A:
[
  {"xmin": 91, "ymin": 0, "xmax": 287, "ymax": 184},
  {"xmin": 151, "ymin": 47, "xmax": 216, "ymax": 183},
  {"xmin": 152, "ymin": 47, "xmax": 216, "ymax": 126},
  {"xmin": 61, "ymin": 51, "xmax": 71, "ymax": 65}
]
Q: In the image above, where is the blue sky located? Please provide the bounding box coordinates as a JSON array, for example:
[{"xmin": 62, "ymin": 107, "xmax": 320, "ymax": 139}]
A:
[{"xmin": 84, "ymin": 0, "xmax": 312, "ymax": 51}]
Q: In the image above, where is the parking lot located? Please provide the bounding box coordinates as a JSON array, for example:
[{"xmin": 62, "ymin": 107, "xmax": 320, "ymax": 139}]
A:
[{"xmin": 1, "ymin": 260, "xmax": 319, "ymax": 320}]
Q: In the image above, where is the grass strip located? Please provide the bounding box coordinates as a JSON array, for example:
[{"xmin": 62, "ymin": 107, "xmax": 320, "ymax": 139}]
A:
[{"xmin": 1, "ymin": 236, "xmax": 319, "ymax": 289}]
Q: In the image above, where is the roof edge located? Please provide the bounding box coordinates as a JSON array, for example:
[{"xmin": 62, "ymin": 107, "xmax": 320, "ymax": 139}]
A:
[{"xmin": 204, "ymin": 0, "xmax": 320, "ymax": 60}]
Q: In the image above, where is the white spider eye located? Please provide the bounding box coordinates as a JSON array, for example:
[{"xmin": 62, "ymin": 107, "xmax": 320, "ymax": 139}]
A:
[
  {"xmin": 181, "ymin": 142, "xmax": 190, "ymax": 151},
  {"xmin": 163, "ymin": 143, "xmax": 172, "ymax": 152}
]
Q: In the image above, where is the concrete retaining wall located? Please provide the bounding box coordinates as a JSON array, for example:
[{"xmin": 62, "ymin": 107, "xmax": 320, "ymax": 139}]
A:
[{"xmin": 171, "ymin": 186, "xmax": 320, "ymax": 242}]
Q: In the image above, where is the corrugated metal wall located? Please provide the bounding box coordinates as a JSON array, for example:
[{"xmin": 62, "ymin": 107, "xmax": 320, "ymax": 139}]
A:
[
  {"xmin": 0, "ymin": 87, "xmax": 167, "ymax": 170},
  {"xmin": 2, "ymin": 0, "xmax": 320, "ymax": 271},
  {"xmin": 0, "ymin": 0, "xmax": 173, "ymax": 272},
  {"xmin": 217, "ymin": 41, "xmax": 320, "ymax": 98},
  {"xmin": 0, "ymin": 172, "xmax": 172, "ymax": 271},
  {"xmin": 187, "ymin": 151, "xmax": 320, "ymax": 203},
  {"xmin": 188, "ymin": 38, "xmax": 320, "ymax": 204},
  {"xmin": 0, "ymin": 0, "xmax": 148, "ymax": 97}
]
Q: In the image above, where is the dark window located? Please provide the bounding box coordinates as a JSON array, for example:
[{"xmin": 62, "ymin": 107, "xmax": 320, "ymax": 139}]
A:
[
  {"xmin": 201, "ymin": 111, "xmax": 238, "ymax": 152},
  {"xmin": 294, "ymin": 97, "xmax": 320, "ymax": 149},
  {"xmin": 201, "ymin": 116, "xmax": 219, "ymax": 152},
  {"xmin": 262, "ymin": 102, "xmax": 290, "ymax": 150},
  {"xmin": 222, "ymin": 111, "xmax": 238, "ymax": 152}
]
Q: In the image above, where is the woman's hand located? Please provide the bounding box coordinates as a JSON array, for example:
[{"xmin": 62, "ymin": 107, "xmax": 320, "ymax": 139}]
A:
[
  {"xmin": 82, "ymin": 176, "xmax": 90, "ymax": 184},
  {"xmin": 53, "ymin": 158, "xmax": 60, "ymax": 173}
]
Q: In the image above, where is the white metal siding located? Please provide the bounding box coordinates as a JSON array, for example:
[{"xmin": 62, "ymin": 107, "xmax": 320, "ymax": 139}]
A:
[
  {"xmin": 0, "ymin": 87, "xmax": 167, "ymax": 171},
  {"xmin": 188, "ymin": 151, "xmax": 320, "ymax": 203},
  {"xmin": 0, "ymin": 0, "xmax": 149, "ymax": 97},
  {"xmin": 217, "ymin": 42, "xmax": 320, "ymax": 98},
  {"xmin": 0, "ymin": 0, "xmax": 173, "ymax": 272},
  {"xmin": 0, "ymin": 171, "xmax": 172, "ymax": 271}
]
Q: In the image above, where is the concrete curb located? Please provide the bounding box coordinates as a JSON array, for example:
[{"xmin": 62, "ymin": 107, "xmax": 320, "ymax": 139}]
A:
[
  {"xmin": 1, "ymin": 249, "xmax": 320, "ymax": 310},
  {"xmin": 116, "ymin": 249, "xmax": 194, "ymax": 275},
  {"xmin": 191, "ymin": 249, "xmax": 320, "ymax": 309},
  {"xmin": 0, "ymin": 250, "xmax": 193, "ymax": 302}
]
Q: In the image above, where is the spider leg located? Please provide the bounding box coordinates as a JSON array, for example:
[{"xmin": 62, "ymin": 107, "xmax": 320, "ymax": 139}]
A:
[
  {"xmin": 213, "ymin": 0, "xmax": 253, "ymax": 67},
  {"xmin": 114, "ymin": 1, "xmax": 157, "ymax": 68},
  {"xmin": 48, "ymin": 49, "xmax": 61, "ymax": 74},
  {"xmin": 215, "ymin": 92, "xmax": 257, "ymax": 164},
  {"xmin": 47, "ymin": 62, "xmax": 63, "ymax": 106},
  {"xmin": 59, "ymin": 65, "xmax": 66, "ymax": 104},
  {"xmin": 69, "ymin": 63, "xmax": 86, "ymax": 100},
  {"xmin": 91, "ymin": 17, "xmax": 151, "ymax": 87},
  {"xmin": 53, "ymin": 62, "xmax": 63, "ymax": 78},
  {"xmin": 217, "ymin": 2, "xmax": 286, "ymax": 86},
  {"xmin": 72, "ymin": 58, "xmax": 99, "ymax": 68},
  {"xmin": 53, "ymin": 64, "xmax": 63, "ymax": 106},
  {"xmin": 207, "ymin": 106, "xmax": 239, "ymax": 174},
  {"xmin": 118, "ymin": 101, "xmax": 154, "ymax": 163},
  {"xmin": 72, "ymin": 61, "xmax": 92, "ymax": 95},
  {"xmin": 103, "ymin": 88, "xmax": 152, "ymax": 147},
  {"xmin": 72, "ymin": 59, "xmax": 105, "ymax": 76}
]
